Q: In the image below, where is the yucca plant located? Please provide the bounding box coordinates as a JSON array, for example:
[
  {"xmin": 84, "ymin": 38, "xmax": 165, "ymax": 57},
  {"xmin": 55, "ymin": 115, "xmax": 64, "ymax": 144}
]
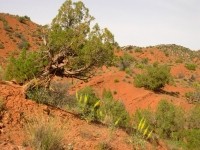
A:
[
  {"xmin": 76, "ymin": 91, "xmax": 100, "ymax": 122},
  {"xmin": 137, "ymin": 117, "xmax": 153, "ymax": 139}
]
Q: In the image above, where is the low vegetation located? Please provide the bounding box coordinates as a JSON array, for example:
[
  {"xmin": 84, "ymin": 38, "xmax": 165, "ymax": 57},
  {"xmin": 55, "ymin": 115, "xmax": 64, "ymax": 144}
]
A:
[
  {"xmin": 4, "ymin": 49, "xmax": 46, "ymax": 83},
  {"xmin": 185, "ymin": 63, "xmax": 197, "ymax": 71},
  {"xmin": 25, "ymin": 116, "xmax": 64, "ymax": 150},
  {"xmin": 133, "ymin": 99, "xmax": 200, "ymax": 150},
  {"xmin": 134, "ymin": 64, "xmax": 174, "ymax": 91},
  {"xmin": 0, "ymin": 43, "xmax": 5, "ymax": 49}
]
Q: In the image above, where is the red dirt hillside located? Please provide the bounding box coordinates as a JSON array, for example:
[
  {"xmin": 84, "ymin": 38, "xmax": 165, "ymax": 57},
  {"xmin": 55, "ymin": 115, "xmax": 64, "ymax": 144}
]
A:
[{"xmin": 0, "ymin": 13, "xmax": 42, "ymax": 65}]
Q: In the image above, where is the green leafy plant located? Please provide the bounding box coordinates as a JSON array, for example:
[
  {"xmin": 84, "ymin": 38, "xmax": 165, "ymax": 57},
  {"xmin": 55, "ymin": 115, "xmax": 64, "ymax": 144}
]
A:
[
  {"xmin": 155, "ymin": 100, "xmax": 185, "ymax": 139},
  {"xmin": 76, "ymin": 89, "xmax": 100, "ymax": 122},
  {"xmin": 76, "ymin": 86, "xmax": 100, "ymax": 122},
  {"xmin": 97, "ymin": 89, "xmax": 130, "ymax": 127},
  {"xmin": 4, "ymin": 49, "xmax": 46, "ymax": 83},
  {"xmin": 6, "ymin": 0, "xmax": 116, "ymax": 94},
  {"xmin": 134, "ymin": 64, "xmax": 174, "ymax": 91}
]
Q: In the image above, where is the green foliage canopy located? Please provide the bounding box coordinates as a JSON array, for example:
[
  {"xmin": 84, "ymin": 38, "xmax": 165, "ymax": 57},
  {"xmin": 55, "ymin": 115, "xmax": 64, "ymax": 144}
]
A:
[{"xmin": 134, "ymin": 64, "xmax": 174, "ymax": 91}]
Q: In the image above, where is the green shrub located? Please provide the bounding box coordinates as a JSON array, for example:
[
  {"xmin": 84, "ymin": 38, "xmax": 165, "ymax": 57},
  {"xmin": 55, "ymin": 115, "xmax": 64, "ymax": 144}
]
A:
[
  {"xmin": 117, "ymin": 53, "xmax": 135, "ymax": 71},
  {"xmin": 185, "ymin": 63, "xmax": 197, "ymax": 71},
  {"xmin": 102, "ymin": 88, "xmax": 113, "ymax": 99},
  {"xmin": 18, "ymin": 39, "xmax": 30, "ymax": 49},
  {"xmin": 4, "ymin": 49, "xmax": 46, "ymax": 83},
  {"xmin": 135, "ymin": 63, "xmax": 144, "ymax": 69},
  {"xmin": 186, "ymin": 105, "xmax": 200, "ymax": 129},
  {"xmin": 135, "ymin": 48, "xmax": 143, "ymax": 53},
  {"xmin": 155, "ymin": 100, "xmax": 185, "ymax": 138},
  {"xmin": 18, "ymin": 15, "xmax": 30, "ymax": 23},
  {"xmin": 134, "ymin": 64, "xmax": 174, "ymax": 91},
  {"xmin": 175, "ymin": 59, "xmax": 183, "ymax": 63},
  {"xmin": 76, "ymin": 86, "xmax": 100, "ymax": 121},
  {"xmin": 0, "ymin": 43, "xmax": 4, "ymax": 49},
  {"xmin": 114, "ymin": 78, "xmax": 119, "ymax": 83},
  {"xmin": 125, "ymin": 68, "xmax": 131, "ymax": 74},
  {"xmin": 141, "ymin": 58, "xmax": 149, "ymax": 64},
  {"xmin": 97, "ymin": 89, "xmax": 130, "ymax": 127}
]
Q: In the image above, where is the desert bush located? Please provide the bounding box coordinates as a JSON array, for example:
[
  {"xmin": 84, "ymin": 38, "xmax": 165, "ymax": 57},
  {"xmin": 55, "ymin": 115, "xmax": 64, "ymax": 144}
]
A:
[
  {"xmin": 163, "ymin": 50, "xmax": 169, "ymax": 57},
  {"xmin": 135, "ymin": 63, "xmax": 144, "ymax": 69},
  {"xmin": 135, "ymin": 48, "xmax": 143, "ymax": 53},
  {"xmin": 114, "ymin": 78, "xmax": 119, "ymax": 83},
  {"xmin": 97, "ymin": 89, "xmax": 130, "ymax": 127},
  {"xmin": 0, "ymin": 16, "xmax": 7, "ymax": 23},
  {"xmin": 185, "ymin": 90, "xmax": 200, "ymax": 104},
  {"xmin": 18, "ymin": 15, "xmax": 30, "ymax": 23},
  {"xmin": 4, "ymin": 49, "xmax": 46, "ymax": 83},
  {"xmin": 27, "ymin": 81, "xmax": 71, "ymax": 108},
  {"xmin": 134, "ymin": 64, "xmax": 174, "ymax": 91},
  {"xmin": 0, "ymin": 43, "xmax": 4, "ymax": 49},
  {"xmin": 76, "ymin": 86, "xmax": 100, "ymax": 122},
  {"xmin": 185, "ymin": 63, "xmax": 197, "ymax": 71},
  {"xmin": 132, "ymin": 107, "xmax": 156, "ymax": 130},
  {"xmin": 25, "ymin": 116, "xmax": 64, "ymax": 150},
  {"xmin": 175, "ymin": 59, "xmax": 183, "ymax": 63},
  {"xmin": 186, "ymin": 105, "xmax": 200, "ymax": 129},
  {"xmin": 141, "ymin": 58, "xmax": 149, "ymax": 64},
  {"xmin": 3, "ymin": 23, "xmax": 12, "ymax": 32},
  {"xmin": 14, "ymin": 32, "xmax": 23, "ymax": 38},
  {"xmin": 18, "ymin": 39, "xmax": 30, "ymax": 49},
  {"xmin": 155, "ymin": 100, "xmax": 185, "ymax": 139},
  {"xmin": 117, "ymin": 53, "xmax": 135, "ymax": 71}
]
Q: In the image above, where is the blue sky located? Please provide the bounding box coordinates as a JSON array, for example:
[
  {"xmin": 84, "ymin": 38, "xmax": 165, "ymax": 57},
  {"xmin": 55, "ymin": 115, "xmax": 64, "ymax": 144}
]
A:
[{"xmin": 0, "ymin": 0, "xmax": 200, "ymax": 50}]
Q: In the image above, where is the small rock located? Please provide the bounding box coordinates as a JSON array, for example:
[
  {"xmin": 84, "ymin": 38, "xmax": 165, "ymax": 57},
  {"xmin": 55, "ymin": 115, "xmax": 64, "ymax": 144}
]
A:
[{"xmin": 0, "ymin": 122, "xmax": 4, "ymax": 128}]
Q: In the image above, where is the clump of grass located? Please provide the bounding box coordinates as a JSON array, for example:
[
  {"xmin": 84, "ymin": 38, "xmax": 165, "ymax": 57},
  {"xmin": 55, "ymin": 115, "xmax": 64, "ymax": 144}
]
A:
[
  {"xmin": 24, "ymin": 116, "xmax": 64, "ymax": 150},
  {"xmin": 0, "ymin": 98, "xmax": 5, "ymax": 111},
  {"xmin": 114, "ymin": 78, "xmax": 119, "ymax": 83},
  {"xmin": 0, "ymin": 43, "xmax": 5, "ymax": 49}
]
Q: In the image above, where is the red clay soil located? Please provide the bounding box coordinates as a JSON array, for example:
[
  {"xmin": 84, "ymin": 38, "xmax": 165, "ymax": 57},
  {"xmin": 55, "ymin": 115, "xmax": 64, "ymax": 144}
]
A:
[
  {"xmin": 0, "ymin": 13, "xmax": 42, "ymax": 66},
  {"xmin": 0, "ymin": 83, "xmax": 132, "ymax": 150}
]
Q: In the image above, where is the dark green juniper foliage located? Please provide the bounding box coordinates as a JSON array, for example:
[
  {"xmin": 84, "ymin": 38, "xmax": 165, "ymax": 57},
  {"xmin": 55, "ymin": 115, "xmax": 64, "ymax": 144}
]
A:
[
  {"xmin": 134, "ymin": 64, "xmax": 174, "ymax": 91},
  {"xmin": 4, "ymin": 48, "xmax": 47, "ymax": 83},
  {"xmin": 5, "ymin": 0, "xmax": 115, "ymax": 86}
]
